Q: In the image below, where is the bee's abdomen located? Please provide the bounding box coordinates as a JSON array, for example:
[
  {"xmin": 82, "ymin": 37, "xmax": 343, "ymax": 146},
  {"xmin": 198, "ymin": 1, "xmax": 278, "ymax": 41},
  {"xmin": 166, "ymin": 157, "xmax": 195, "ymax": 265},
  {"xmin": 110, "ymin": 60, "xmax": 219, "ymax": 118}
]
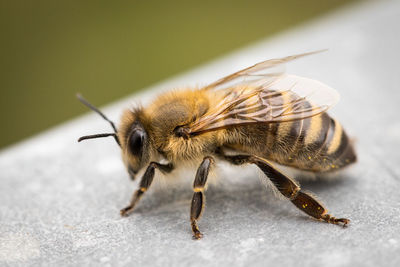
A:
[
  {"xmin": 223, "ymin": 89, "xmax": 356, "ymax": 173},
  {"xmin": 271, "ymin": 113, "xmax": 356, "ymax": 172}
]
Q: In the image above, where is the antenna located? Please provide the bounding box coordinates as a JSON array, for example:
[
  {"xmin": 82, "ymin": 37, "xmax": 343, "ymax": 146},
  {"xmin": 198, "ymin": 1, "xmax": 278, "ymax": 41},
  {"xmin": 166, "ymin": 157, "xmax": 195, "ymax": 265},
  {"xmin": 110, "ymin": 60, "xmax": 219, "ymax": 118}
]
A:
[{"xmin": 76, "ymin": 94, "xmax": 121, "ymax": 146}]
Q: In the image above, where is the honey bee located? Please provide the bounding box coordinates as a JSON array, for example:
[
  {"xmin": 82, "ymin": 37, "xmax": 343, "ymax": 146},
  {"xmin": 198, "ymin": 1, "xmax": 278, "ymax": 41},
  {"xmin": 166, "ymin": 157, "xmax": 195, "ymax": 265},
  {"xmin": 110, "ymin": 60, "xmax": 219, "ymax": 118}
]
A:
[{"xmin": 78, "ymin": 51, "xmax": 356, "ymax": 239}]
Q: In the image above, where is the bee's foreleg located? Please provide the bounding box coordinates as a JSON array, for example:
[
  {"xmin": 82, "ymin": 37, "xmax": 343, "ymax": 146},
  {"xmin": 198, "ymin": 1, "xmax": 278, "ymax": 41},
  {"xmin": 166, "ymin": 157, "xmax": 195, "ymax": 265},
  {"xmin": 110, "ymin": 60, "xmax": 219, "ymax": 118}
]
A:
[
  {"xmin": 190, "ymin": 156, "xmax": 214, "ymax": 240},
  {"xmin": 219, "ymin": 153, "xmax": 350, "ymax": 227},
  {"xmin": 120, "ymin": 162, "xmax": 173, "ymax": 217}
]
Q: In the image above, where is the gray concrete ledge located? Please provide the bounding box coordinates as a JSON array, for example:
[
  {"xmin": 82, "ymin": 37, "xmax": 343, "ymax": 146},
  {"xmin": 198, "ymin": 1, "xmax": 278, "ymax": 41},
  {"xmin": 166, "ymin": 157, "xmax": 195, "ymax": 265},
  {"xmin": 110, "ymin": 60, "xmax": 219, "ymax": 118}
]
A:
[{"xmin": 1, "ymin": 1, "xmax": 400, "ymax": 266}]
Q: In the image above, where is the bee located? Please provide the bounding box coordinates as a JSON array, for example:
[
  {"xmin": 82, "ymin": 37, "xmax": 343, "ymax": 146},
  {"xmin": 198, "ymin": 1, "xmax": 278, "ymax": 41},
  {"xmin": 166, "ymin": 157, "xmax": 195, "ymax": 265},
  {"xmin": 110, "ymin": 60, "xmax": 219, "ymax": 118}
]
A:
[{"xmin": 78, "ymin": 51, "xmax": 356, "ymax": 239}]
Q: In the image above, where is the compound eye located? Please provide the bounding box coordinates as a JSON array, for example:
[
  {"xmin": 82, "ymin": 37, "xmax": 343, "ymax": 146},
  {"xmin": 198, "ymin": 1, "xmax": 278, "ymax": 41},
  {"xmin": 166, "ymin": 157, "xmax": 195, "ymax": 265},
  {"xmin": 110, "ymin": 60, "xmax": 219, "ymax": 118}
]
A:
[{"xmin": 128, "ymin": 129, "xmax": 145, "ymax": 155}]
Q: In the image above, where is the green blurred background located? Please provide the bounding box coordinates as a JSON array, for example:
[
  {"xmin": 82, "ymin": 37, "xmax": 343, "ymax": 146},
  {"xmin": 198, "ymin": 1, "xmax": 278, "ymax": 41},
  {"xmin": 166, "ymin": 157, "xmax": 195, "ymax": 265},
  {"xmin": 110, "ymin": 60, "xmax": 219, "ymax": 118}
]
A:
[{"xmin": 0, "ymin": 0, "xmax": 356, "ymax": 149}]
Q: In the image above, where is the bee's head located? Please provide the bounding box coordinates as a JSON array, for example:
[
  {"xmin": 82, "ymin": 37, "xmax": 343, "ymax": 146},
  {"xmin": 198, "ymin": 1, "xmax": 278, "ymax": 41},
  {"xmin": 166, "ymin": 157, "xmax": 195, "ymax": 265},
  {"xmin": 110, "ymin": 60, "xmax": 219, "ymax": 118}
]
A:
[
  {"xmin": 117, "ymin": 108, "xmax": 152, "ymax": 179},
  {"xmin": 77, "ymin": 94, "xmax": 151, "ymax": 180}
]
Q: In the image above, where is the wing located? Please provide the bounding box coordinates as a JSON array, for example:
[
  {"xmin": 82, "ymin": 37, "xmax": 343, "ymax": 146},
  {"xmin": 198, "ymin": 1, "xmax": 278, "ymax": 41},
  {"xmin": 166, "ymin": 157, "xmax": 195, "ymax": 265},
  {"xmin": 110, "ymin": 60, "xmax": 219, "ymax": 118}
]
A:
[
  {"xmin": 187, "ymin": 56, "xmax": 339, "ymax": 135},
  {"xmin": 201, "ymin": 50, "xmax": 326, "ymax": 91}
]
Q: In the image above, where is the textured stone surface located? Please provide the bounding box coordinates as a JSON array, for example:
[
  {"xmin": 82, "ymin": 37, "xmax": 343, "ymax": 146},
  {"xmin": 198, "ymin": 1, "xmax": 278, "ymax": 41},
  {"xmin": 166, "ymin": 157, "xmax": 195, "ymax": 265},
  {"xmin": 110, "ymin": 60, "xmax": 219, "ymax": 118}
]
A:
[{"xmin": 1, "ymin": 1, "xmax": 400, "ymax": 266}]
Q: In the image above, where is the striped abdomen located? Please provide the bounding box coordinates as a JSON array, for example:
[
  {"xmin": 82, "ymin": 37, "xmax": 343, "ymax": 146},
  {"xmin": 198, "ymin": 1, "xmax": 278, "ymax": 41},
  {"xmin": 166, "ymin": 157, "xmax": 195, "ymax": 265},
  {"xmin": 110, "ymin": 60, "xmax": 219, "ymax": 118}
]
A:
[
  {"xmin": 261, "ymin": 112, "xmax": 357, "ymax": 172},
  {"xmin": 218, "ymin": 87, "xmax": 356, "ymax": 172},
  {"xmin": 223, "ymin": 106, "xmax": 356, "ymax": 173}
]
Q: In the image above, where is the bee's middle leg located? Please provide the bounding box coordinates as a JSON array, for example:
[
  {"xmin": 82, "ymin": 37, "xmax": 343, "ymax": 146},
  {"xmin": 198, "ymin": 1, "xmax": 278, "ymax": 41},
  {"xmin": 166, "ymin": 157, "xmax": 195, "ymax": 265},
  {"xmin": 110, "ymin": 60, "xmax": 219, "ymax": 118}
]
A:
[
  {"xmin": 190, "ymin": 156, "xmax": 214, "ymax": 239},
  {"xmin": 120, "ymin": 162, "xmax": 173, "ymax": 217},
  {"xmin": 218, "ymin": 153, "xmax": 349, "ymax": 227}
]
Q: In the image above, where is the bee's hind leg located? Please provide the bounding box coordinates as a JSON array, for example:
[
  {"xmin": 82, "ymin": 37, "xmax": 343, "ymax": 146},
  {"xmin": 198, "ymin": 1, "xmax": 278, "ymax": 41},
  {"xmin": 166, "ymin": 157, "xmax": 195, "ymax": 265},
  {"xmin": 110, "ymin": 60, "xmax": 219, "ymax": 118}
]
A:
[
  {"xmin": 190, "ymin": 156, "xmax": 214, "ymax": 240},
  {"xmin": 120, "ymin": 162, "xmax": 173, "ymax": 217},
  {"xmin": 218, "ymin": 153, "xmax": 350, "ymax": 227}
]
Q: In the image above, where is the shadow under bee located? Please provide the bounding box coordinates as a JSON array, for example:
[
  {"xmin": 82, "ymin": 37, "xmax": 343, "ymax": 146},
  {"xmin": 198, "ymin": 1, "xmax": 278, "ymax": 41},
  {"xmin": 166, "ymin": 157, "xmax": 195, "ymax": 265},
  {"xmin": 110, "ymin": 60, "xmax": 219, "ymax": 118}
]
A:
[{"xmin": 120, "ymin": 169, "xmax": 354, "ymax": 222}]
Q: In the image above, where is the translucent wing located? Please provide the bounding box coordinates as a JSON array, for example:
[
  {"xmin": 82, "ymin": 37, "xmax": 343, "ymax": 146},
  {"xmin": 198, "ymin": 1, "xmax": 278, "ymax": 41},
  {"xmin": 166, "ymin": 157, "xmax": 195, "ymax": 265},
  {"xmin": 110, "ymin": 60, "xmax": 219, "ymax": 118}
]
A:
[
  {"xmin": 202, "ymin": 50, "xmax": 326, "ymax": 92},
  {"xmin": 188, "ymin": 73, "xmax": 339, "ymax": 134}
]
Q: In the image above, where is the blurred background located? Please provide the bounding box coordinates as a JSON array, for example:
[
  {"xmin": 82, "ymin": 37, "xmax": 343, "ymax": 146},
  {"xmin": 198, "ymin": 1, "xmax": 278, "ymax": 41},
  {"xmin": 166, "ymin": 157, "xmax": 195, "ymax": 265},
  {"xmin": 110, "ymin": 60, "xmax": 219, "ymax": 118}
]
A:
[{"xmin": 0, "ymin": 0, "xmax": 357, "ymax": 149}]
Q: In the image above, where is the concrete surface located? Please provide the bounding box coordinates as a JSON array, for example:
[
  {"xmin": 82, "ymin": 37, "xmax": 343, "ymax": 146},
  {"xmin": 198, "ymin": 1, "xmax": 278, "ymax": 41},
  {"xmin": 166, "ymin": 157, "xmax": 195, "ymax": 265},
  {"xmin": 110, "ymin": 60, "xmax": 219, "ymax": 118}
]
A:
[{"xmin": 1, "ymin": 1, "xmax": 400, "ymax": 266}]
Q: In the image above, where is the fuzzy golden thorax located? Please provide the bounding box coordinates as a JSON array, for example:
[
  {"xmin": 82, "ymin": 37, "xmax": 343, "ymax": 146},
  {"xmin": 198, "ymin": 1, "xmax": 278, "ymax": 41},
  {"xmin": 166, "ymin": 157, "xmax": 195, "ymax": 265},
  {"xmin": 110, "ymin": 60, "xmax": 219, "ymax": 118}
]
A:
[{"xmin": 144, "ymin": 89, "xmax": 224, "ymax": 163}]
